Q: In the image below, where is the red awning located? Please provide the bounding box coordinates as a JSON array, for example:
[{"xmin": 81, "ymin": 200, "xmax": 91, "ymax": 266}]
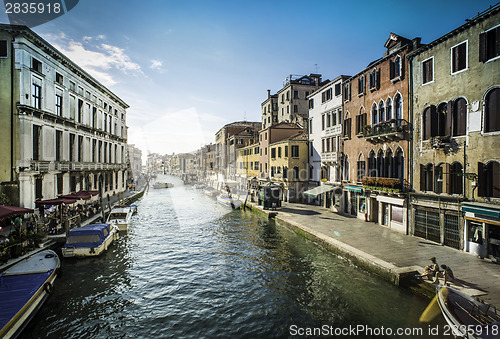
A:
[
  {"xmin": 0, "ymin": 205, "xmax": 34, "ymax": 219},
  {"xmin": 35, "ymin": 198, "xmax": 77, "ymax": 206},
  {"xmin": 60, "ymin": 191, "xmax": 92, "ymax": 200}
]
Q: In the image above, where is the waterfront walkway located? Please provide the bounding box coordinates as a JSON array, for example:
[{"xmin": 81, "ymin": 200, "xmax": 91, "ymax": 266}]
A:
[{"xmin": 251, "ymin": 201, "xmax": 500, "ymax": 306}]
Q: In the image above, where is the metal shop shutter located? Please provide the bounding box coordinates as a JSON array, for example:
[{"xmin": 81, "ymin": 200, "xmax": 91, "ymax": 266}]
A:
[
  {"xmin": 415, "ymin": 209, "xmax": 440, "ymax": 243},
  {"xmin": 444, "ymin": 214, "xmax": 460, "ymax": 250}
]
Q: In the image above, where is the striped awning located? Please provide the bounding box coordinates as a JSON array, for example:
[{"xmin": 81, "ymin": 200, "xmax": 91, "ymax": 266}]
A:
[{"xmin": 303, "ymin": 185, "xmax": 336, "ymax": 197}]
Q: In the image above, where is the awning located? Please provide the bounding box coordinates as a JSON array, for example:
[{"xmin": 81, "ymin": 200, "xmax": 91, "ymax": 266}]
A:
[
  {"xmin": 35, "ymin": 198, "xmax": 77, "ymax": 206},
  {"xmin": 0, "ymin": 206, "xmax": 34, "ymax": 219},
  {"xmin": 345, "ymin": 185, "xmax": 363, "ymax": 193},
  {"xmin": 462, "ymin": 204, "xmax": 500, "ymax": 219},
  {"xmin": 303, "ymin": 185, "xmax": 337, "ymax": 198}
]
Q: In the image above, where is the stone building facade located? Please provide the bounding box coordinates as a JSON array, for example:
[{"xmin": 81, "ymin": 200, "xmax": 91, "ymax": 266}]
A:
[
  {"xmin": 0, "ymin": 24, "xmax": 129, "ymax": 208},
  {"xmin": 409, "ymin": 5, "xmax": 500, "ymax": 257},
  {"xmin": 341, "ymin": 33, "xmax": 421, "ymax": 233}
]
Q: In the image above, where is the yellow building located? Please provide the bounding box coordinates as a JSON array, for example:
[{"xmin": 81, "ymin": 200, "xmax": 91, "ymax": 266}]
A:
[
  {"xmin": 236, "ymin": 142, "xmax": 260, "ymax": 180},
  {"xmin": 268, "ymin": 133, "xmax": 309, "ymax": 202}
]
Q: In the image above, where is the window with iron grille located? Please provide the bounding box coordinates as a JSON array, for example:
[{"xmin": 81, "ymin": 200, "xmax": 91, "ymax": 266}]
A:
[{"xmin": 444, "ymin": 214, "xmax": 460, "ymax": 249}]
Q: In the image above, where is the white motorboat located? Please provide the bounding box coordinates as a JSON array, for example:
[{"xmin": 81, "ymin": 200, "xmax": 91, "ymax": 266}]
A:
[
  {"xmin": 61, "ymin": 223, "xmax": 119, "ymax": 258},
  {"xmin": 217, "ymin": 194, "xmax": 242, "ymax": 209},
  {"xmin": 107, "ymin": 206, "xmax": 134, "ymax": 231}
]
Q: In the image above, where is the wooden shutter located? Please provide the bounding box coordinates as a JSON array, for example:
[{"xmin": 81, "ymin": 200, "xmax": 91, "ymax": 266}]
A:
[
  {"xmin": 479, "ymin": 32, "xmax": 487, "ymax": 62},
  {"xmin": 390, "ymin": 60, "xmax": 395, "ymax": 79},
  {"xmin": 347, "ymin": 118, "xmax": 352, "ymax": 139},
  {"xmin": 420, "ymin": 164, "xmax": 425, "ymax": 191},
  {"xmin": 430, "ymin": 105, "xmax": 438, "ymax": 137},
  {"xmin": 456, "ymin": 99, "xmax": 466, "ymax": 136},
  {"xmin": 424, "ymin": 107, "xmax": 431, "ymax": 140},
  {"xmin": 445, "ymin": 101, "xmax": 453, "ymax": 136},
  {"xmin": 445, "ymin": 163, "xmax": 451, "ymax": 194},
  {"xmin": 478, "ymin": 162, "xmax": 485, "ymax": 197},
  {"xmin": 377, "ymin": 69, "xmax": 381, "ymax": 89},
  {"xmin": 486, "ymin": 88, "xmax": 500, "ymax": 132}
]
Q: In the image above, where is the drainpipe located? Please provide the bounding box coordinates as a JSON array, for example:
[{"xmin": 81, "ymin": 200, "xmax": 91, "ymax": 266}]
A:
[{"xmin": 407, "ymin": 53, "xmax": 414, "ymax": 236}]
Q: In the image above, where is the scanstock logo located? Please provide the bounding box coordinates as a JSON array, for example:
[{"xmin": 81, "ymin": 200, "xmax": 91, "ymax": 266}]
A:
[{"xmin": 4, "ymin": 0, "xmax": 79, "ymax": 28}]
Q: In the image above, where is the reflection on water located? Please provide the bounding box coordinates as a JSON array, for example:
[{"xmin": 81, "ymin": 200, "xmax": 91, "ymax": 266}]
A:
[{"xmin": 26, "ymin": 175, "xmax": 444, "ymax": 338}]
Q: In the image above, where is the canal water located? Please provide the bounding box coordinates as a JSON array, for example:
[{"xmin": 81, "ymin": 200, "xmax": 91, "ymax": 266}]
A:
[{"xmin": 27, "ymin": 175, "xmax": 445, "ymax": 338}]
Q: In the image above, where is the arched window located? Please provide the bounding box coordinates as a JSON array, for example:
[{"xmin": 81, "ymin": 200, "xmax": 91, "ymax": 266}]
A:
[
  {"xmin": 379, "ymin": 101, "xmax": 385, "ymax": 122},
  {"xmin": 395, "ymin": 93, "xmax": 403, "ymax": 124},
  {"xmin": 484, "ymin": 88, "xmax": 500, "ymax": 133},
  {"xmin": 394, "ymin": 148, "xmax": 404, "ymax": 180},
  {"xmin": 368, "ymin": 151, "xmax": 376, "ymax": 177},
  {"xmin": 386, "ymin": 98, "xmax": 393, "ymax": 120},
  {"xmin": 343, "ymin": 155, "xmax": 349, "ymax": 181},
  {"xmin": 377, "ymin": 149, "xmax": 384, "ymax": 178},
  {"xmin": 453, "ymin": 98, "xmax": 467, "ymax": 136},
  {"xmin": 357, "ymin": 153, "xmax": 365, "ymax": 182},
  {"xmin": 372, "ymin": 103, "xmax": 378, "ymax": 125},
  {"xmin": 394, "ymin": 55, "xmax": 401, "ymax": 78},
  {"xmin": 434, "ymin": 164, "xmax": 443, "ymax": 194},
  {"xmin": 384, "ymin": 149, "xmax": 393, "ymax": 178},
  {"xmin": 478, "ymin": 161, "xmax": 500, "ymax": 198},
  {"xmin": 450, "ymin": 162, "xmax": 463, "ymax": 195}
]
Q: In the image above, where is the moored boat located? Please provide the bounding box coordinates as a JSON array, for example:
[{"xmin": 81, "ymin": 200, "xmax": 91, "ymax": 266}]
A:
[
  {"xmin": 61, "ymin": 223, "xmax": 118, "ymax": 258},
  {"xmin": 107, "ymin": 206, "xmax": 133, "ymax": 231},
  {"xmin": 0, "ymin": 250, "xmax": 60, "ymax": 339},
  {"xmin": 153, "ymin": 183, "xmax": 172, "ymax": 189},
  {"xmin": 436, "ymin": 285, "xmax": 500, "ymax": 338},
  {"xmin": 217, "ymin": 194, "xmax": 242, "ymax": 209},
  {"xmin": 204, "ymin": 187, "xmax": 219, "ymax": 197}
]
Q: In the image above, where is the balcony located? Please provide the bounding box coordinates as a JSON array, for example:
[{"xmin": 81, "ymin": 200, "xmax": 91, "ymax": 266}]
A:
[
  {"xmin": 361, "ymin": 177, "xmax": 407, "ymax": 194},
  {"xmin": 30, "ymin": 160, "xmax": 52, "ymax": 172},
  {"xmin": 363, "ymin": 119, "xmax": 407, "ymax": 143},
  {"xmin": 321, "ymin": 152, "xmax": 339, "ymax": 163}
]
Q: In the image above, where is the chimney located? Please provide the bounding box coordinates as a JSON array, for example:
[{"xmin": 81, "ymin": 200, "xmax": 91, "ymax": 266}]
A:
[{"xmin": 267, "ymin": 89, "xmax": 271, "ymax": 99}]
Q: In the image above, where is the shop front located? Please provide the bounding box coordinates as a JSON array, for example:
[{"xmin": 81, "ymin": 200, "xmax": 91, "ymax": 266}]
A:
[
  {"xmin": 343, "ymin": 185, "xmax": 364, "ymax": 219},
  {"xmin": 376, "ymin": 195, "xmax": 406, "ymax": 234},
  {"xmin": 462, "ymin": 203, "xmax": 500, "ymax": 262}
]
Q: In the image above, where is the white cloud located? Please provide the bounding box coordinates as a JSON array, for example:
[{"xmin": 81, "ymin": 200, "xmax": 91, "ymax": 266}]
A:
[
  {"xmin": 150, "ymin": 59, "xmax": 162, "ymax": 69},
  {"xmin": 44, "ymin": 34, "xmax": 141, "ymax": 87}
]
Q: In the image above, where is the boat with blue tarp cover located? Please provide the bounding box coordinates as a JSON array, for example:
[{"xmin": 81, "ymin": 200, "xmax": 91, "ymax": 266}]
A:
[
  {"xmin": 61, "ymin": 223, "xmax": 118, "ymax": 258},
  {"xmin": 0, "ymin": 249, "xmax": 60, "ymax": 339}
]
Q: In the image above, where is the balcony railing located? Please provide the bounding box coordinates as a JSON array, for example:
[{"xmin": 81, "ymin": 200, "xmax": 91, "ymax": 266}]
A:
[
  {"xmin": 363, "ymin": 119, "xmax": 407, "ymax": 143},
  {"xmin": 361, "ymin": 176, "xmax": 408, "ymax": 194}
]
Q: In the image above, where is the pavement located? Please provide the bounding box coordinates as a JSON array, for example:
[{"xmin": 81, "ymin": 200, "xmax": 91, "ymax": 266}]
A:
[{"xmin": 247, "ymin": 201, "xmax": 500, "ymax": 306}]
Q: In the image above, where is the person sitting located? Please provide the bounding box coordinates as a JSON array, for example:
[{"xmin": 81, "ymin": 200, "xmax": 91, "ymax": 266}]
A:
[
  {"xmin": 419, "ymin": 257, "xmax": 439, "ymax": 280},
  {"xmin": 434, "ymin": 264, "xmax": 454, "ymax": 285}
]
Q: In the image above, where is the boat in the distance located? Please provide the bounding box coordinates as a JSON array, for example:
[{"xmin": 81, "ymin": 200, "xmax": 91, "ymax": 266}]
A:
[
  {"xmin": 107, "ymin": 206, "xmax": 134, "ymax": 231},
  {"xmin": 0, "ymin": 250, "xmax": 60, "ymax": 339},
  {"xmin": 204, "ymin": 187, "xmax": 219, "ymax": 197},
  {"xmin": 61, "ymin": 223, "xmax": 119, "ymax": 258},
  {"xmin": 153, "ymin": 182, "xmax": 172, "ymax": 189},
  {"xmin": 217, "ymin": 194, "xmax": 242, "ymax": 209},
  {"xmin": 436, "ymin": 285, "xmax": 500, "ymax": 338}
]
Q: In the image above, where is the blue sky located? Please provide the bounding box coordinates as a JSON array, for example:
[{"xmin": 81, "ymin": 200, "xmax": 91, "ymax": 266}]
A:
[{"xmin": 1, "ymin": 0, "xmax": 498, "ymax": 156}]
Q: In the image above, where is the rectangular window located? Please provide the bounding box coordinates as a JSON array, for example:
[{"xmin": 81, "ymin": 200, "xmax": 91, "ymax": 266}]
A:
[
  {"xmin": 56, "ymin": 72, "xmax": 63, "ymax": 85},
  {"xmin": 33, "ymin": 125, "xmax": 41, "ymax": 160},
  {"xmin": 480, "ymin": 26, "xmax": 500, "ymax": 62},
  {"xmin": 293, "ymin": 90, "xmax": 299, "ymax": 99},
  {"xmin": 278, "ymin": 147, "xmax": 282, "ymax": 158},
  {"xmin": 322, "ymin": 114, "xmax": 325, "ymax": 130},
  {"xmin": 358, "ymin": 76, "xmax": 365, "ymax": 94},
  {"xmin": 291, "ymin": 145, "xmax": 299, "ymax": 157},
  {"xmin": 55, "ymin": 93, "xmax": 63, "ymax": 116},
  {"xmin": 335, "ymin": 83, "xmax": 341, "ymax": 96},
  {"xmin": 309, "ymin": 118, "xmax": 312, "ymax": 134},
  {"xmin": 32, "ymin": 83, "xmax": 41, "ymax": 109},
  {"xmin": 32, "ymin": 58, "xmax": 42, "ymax": 73},
  {"xmin": 285, "ymin": 146, "xmax": 288, "ymax": 157},
  {"xmin": 271, "ymin": 147, "xmax": 276, "ymax": 158},
  {"xmin": 451, "ymin": 41, "xmax": 467, "ymax": 74},
  {"xmin": 69, "ymin": 81, "xmax": 75, "ymax": 92},
  {"xmin": 293, "ymin": 105, "xmax": 298, "ymax": 113},
  {"xmin": 422, "ymin": 58, "xmax": 433, "ymax": 84},
  {"xmin": 55, "ymin": 130, "xmax": 62, "ymax": 161},
  {"xmin": 0, "ymin": 40, "xmax": 7, "ymax": 57}
]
